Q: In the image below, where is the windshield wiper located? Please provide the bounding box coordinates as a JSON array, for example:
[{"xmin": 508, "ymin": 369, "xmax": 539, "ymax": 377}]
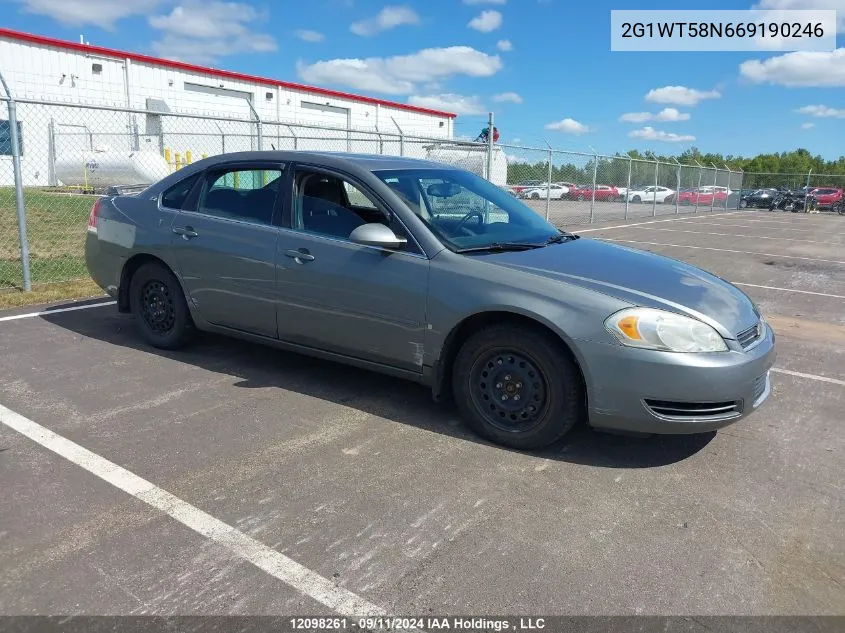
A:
[{"xmin": 455, "ymin": 241, "xmax": 546, "ymax": 254}]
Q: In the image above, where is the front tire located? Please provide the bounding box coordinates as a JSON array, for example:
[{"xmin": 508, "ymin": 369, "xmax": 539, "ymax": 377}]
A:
[
  {"xmin": 451, "ymin": 323, "xmax": 584, "ymax": 450},
  {"xmin": 129, "ymin": 261, "xmax": 195, "ymax": 350}
]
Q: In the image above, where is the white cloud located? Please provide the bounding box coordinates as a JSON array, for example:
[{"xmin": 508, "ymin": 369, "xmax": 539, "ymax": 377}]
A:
[
  {"xmin": 797, "ymin": 104, "xmax": 845, "ymax": 117},
  {"xmin": 408, "ymin": 93, "xmax": 486, "ymax": 114},
  {"xmin": 654, "ymin": 107, "xmax": 690, "ymax": 122},
  {"xmin": 468, "ymin": 10, "xmax": 503, "ymax": 32},
  {"xmin": 752, "ymin": 0, "xmax": 845, "ymax": 33},
  {"xmin": 545, "ymin": 118, "xmax": 589, "ymax": 135},
  {"xmin": 493, "ymin": 91, "xmax": 523, "ymax": 103},
  {"xmin": 512, "ymin": 137, "xmax": 522, "ymax": 143},
  {"xmin": 645, "ymin": 86, "xmax": 721, "ymax": 106},
  {"xmin": 297, "ymin": 46, "xmax": 502, "ymax": 94},
  {"xmin": 802, "ymin": 122, "xmax": 816, "ymax": 129},
  {"xmin": 628, "ymin": 127, "xmax": 696, "ymax": 143},
  {"xmin": 17, "ymin": 0, "xmax": 161, "ymax": 29},
  {"xmin": 149, "ymin": 2, "xmax": 277, "ymax": 64},
  {"xmin": 295, "ymin": 29, "xmax": 325, "ymax": 42},
  {"xmin": 739, "ymin": 49, "xmax": 845, "ymax": 86},
  {"xmin": 350, "ymin": 5, "xmax": 419, "ymax": 36},
  {"xmin": 497, "ymin": 39, "xmax": 513, "ymax": 51},
  {"xmin": 619, "ymin": 111, "xmax": 653, "ymax": 123},
  {"xmin": 619, "ymin": 108, "xmax": 690, "ymax": 123},
  {"xmin": 464, "ymin": 0, "xmax": 507, "ymax": 4}
]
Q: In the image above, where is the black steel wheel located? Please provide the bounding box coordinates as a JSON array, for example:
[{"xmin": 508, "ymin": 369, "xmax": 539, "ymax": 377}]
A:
[
  {"xmin": 452, "ymin": 323, "xmax": 584, "ymax": 449},
  {"xmin": 129, "ymin": 261, "xmax": 195, "ymax": 350},
  {"xmin": 141, "ymin": 280, "xmax": 176, "ymax": 335},
  {"xmin": 469, "ymin": 350, "xmax": 549, "ymax": 433}
]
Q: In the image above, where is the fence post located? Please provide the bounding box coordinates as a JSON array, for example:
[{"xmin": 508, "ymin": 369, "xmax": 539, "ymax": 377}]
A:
[
  {"xmin": 545, "ymin": 146, "xmax": 553, "ymax": 221},
  {"xmin": 652, "ymin": 158, "xmax": 658, "ymax": 217},
  {"xmin": 723, "ymin": 163, "xmax": 732, "ymax": 210},
  {"xmin": 47, "ymin": 117, "xmax": 57, "ymax": 186},
  {"xmin": 486, "ymin": 111, "xmax": 495, "ymax": 182},
  {"xmin": 806, "ymin": 168, "xmax": 812, "ymax": 190},
  {"xmin": 0, "ymin": 72, "xmax": 31, "ymax": 291},
  {"xmin": 590, "ymin": 154, "xmax": 598, "ymax": 223},
  {"xmin": 391, "ymin": 117, "xmax": 405, "ymax": 156},
  {"xmin": 625, "ymin": 154, "xmax": 632, "ymax": 220},
  {"xmin": 738, "ymin": 169, "xmax": 745, "ymax": 210},
  {"xmin": 673, "ymin": 158, "xmax": 681, "ymax": 215},
  {"xmin": 710, "ymin": 163, "xmax": 718, "ymax": 212},
  {"xmin": 694, "ymin": 160, "xmax": 703, "ymax": 214}
]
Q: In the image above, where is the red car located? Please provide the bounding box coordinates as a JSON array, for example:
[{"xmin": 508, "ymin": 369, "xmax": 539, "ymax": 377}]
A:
[
  {"xmin": 568, "ymin": 184, "xmax": 620, "ymax": 202},
  {"xmin": 678, "ymin": 186, "xmax": 729, "ymax": 206},
  {"xmin": 810, "ymin": 187, "xmax": 842, "ymax": 209}
]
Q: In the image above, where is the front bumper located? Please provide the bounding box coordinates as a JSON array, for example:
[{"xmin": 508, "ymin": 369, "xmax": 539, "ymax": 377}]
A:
[{"xmin": 578, "ymin": 323, "xmax": 776, "ymax": 435}]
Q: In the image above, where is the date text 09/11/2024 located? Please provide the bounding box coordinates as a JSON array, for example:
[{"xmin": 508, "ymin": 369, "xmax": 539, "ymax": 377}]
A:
[{"xmin": 289, "ymin": 617, "xmax": 547, "ymax": 630}]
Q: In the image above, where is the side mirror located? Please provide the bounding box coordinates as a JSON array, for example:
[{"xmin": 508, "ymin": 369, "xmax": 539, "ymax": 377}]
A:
[{"xmin": 349, "ymin": 223, "xmax": 408, "ymax": 250}]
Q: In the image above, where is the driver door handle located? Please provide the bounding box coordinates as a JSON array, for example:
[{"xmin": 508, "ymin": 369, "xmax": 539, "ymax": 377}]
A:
[
  {"xmin": 285, "ymin": 248, "xmax": 315, "ymax": 263},
  {"xmin": 173, "ymin": 226, "xmax": 198, "ymax": 239}
]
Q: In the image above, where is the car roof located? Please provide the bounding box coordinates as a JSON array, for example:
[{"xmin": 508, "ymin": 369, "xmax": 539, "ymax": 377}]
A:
[
  {"xmin": 194, "ymin": 150, "xmax": 447, "ymax": 171},
  {"xmin": 142, "ymin": 150, "xmax": 458, "ymax": 195}
]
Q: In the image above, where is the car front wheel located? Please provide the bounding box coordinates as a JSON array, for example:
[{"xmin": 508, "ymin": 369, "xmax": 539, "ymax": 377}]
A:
[
  {"xmin": 452, "ymin": 323, "xmax": 584, "ymax": 449},
  {"xmin": 129, "ymin": 261, "xmax": 195, "ymax": 350},
  {"xmin": 632, "ymin": 195, "xmax": 641, "ymax": 203}
]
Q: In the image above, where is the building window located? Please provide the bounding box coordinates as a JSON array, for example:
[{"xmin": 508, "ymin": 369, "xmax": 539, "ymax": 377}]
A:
[
  {"xmin": 0, "ymin": 120, "xmax": 23, "ymax": 156},
  {"xmin": 92, "ymin": 63, "xmax": 103, "ymax": 74}
]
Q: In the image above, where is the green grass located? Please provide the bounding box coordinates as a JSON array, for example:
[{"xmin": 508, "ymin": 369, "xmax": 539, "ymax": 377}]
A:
[{"xmin": 1, "ymin": 187, "xmax": 95, "ymax": 289}]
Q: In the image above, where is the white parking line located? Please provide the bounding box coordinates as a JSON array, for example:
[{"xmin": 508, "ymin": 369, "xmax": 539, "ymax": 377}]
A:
[
  {"xmin": 622, "ymin": 227, "xmax": 836, "ymax": 245},
  {"xmin": 577, "ymin": 211, "xmax": 741, "ymax": 233},
  {"xmin": 658, "ymin": 220, "xmax": 821, "ymax": 233},
  {"xmin": 0, "ymin": 403, "xmax": 386, "ymax": 618},
  {"xmin": 0, "ymin": 301, "xmax": 115, "ymax": 323},
  {"xmin": 771, "ymin": 368, "xmax": 845, "ymax": 387},
  {"xmin": 597, "ymin": 238, "xmax": 845, "ymax": 265},
  {"xmin": 733, "ymin": 283, "xmax": 845, "ymax": 299}
]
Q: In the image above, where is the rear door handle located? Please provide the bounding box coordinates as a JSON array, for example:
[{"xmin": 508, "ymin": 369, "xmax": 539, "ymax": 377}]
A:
[
  {"xmin": 173, "ymin": 226, "xmax": 198, "ymax": 239},
  {"xmin": 285, "ymin": 248, "xmax": 315, "ymax": 263}
]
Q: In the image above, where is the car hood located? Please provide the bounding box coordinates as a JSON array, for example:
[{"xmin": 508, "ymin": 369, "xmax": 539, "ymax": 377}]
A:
[{"xmin": 481, "ymin": 237, "xmax": 759, "ymax": 339}]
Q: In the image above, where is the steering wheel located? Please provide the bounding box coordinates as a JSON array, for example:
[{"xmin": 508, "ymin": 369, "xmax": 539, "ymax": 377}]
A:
[{"xmin": 455, "ymin": 209, "xmax": 485, "ymax": 231}]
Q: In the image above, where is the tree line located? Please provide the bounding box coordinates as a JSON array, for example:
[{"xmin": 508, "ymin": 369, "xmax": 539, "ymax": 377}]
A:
[{"xmin": 506, "ymin": 148, "xmax": 845, "ymax": 190}]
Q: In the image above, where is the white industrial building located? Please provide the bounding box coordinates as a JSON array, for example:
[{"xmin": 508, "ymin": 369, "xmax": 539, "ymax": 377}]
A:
[{"xmin": 0, "ymin": 28, "xmax": 458, "ymax": 187}]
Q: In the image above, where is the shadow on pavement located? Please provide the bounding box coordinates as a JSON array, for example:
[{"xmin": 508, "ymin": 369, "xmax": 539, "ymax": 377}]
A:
[{"xmin": 42, "ymin": 308, "xmax": 715, "ymax": 469}]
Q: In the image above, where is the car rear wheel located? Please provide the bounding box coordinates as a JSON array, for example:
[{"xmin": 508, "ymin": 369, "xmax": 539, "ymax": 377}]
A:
[
  {"xmin": 451, "ymin": 323, "xmax": 583, "ymax": 449},
  {"xmin": 632, "ymin": 195, "xmax": 641, "ymax": 203},
  {"xmin": 129, "ymin": 261, "xmax": 195, "ymax": 350},
  {"xmin": 739, "ymin": 199, "xmax": 747, "ymax": 208},
  {"xmin": 531, "ymin": 193, "xmax": 540, "ymax": 200}
]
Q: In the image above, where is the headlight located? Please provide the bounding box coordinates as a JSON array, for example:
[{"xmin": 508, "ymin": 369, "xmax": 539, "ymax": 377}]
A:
[{"xmin": 604, "ymin": 308, "xmax": 728, "ymax": 352}]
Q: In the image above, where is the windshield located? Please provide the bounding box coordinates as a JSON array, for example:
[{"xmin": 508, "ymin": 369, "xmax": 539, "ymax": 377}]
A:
[{"xmin": 373, "ymin": 168, "xmax": 563, "ymax": 251}]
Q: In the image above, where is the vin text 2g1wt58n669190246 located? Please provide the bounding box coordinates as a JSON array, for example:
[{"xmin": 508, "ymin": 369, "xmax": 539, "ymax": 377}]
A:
[{"xmin": 85, "ymin": 150, "xmax": 776, "ymax": 450}]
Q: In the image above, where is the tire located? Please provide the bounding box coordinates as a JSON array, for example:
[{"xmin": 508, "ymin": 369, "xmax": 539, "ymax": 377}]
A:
[
  {"xmin": 531, "ymin": 193, "xmax": 540, "ymax": 200},
  {"xmin": 129, "ymin": 261, "xmax": 195, "ymax": 350},
  {"xmin": 739, "ymin": 199, "xmax": 747, "ymax": 208},
  {"xmin": 451, "ymin": 323, "xmax": 584, "ymax": 450},
  {"xmin": 837, "ymin": 202, "xmax": 845, "ymax": 216},
  {"xmin": 632, "ymin": 195, "xmax": 641, "ymax": 203},
  {"xmin": 577, "ymin": 194, "xmax": 585, "ymax": 201}
]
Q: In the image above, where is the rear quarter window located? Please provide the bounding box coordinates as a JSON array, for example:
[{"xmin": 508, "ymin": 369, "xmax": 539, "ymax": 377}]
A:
[{"xmin": 161, "ymin": 173, "xmax": 201, "ymax": 209}]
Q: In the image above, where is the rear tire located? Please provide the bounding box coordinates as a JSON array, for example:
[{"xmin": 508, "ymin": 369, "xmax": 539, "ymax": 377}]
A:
[
  {"xmin": 632, "ymin": 195, "xmax": 641, "ymax": 203},
  {"xmin": 451, "ymin": 323, "xmax": 583, "ymax": 450},
  {"xmin": 129, "ymin": 261, "xmax": 195, "ymax": 350},
  {"xmin": 739, "ymin": 199, "xmax": 747, "ymax": 208}
]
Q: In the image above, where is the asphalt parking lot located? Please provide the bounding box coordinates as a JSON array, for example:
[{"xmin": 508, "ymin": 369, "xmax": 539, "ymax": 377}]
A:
[{"xmin": 0, "ymin": 209, "xmax": 843, "ymax": 618}]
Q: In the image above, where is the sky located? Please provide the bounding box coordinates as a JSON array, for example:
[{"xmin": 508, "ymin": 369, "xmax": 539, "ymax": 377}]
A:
[{"xmin": 4, "ymin": 0, "xmax": 845, "ymax": 159}]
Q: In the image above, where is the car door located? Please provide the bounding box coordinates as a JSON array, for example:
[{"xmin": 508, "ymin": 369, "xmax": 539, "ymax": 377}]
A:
[
  {"xmin": 169, "ymin": 161, "xmax": 285, "ymax": 339},
  {"xmin": 274, "ymin": 165, "xmax": 429, "ymax": 373}
]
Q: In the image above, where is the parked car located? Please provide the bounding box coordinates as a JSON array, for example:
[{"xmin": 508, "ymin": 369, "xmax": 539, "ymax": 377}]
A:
[
  {"xmin": 509, "ymin": 180, "xmax": 544, "ymax": 196},
  {"xmin": 519, "ymin": 183, "xmax": 569, "ymax": 200},
  {"xmin": 809, "ymin": 187, "xmax": 843, "ymax": 210},
  {"xmin": 740, "ymin": 188, "xmax": 778, "ymax": 209},
  {"xmin": 626, "ymin": 186, "xmax": 676, "ymax": 203},
  {"xmin": 678, "ymin": 186, "xmax": 731, "ymax": 206},
  {"xmin": 85, "ymin": 151, "xmax": 775, "ymax": 450},
  {"xmin": 568, "ymin": 184, "xmax": 621, "ymax": 202}
]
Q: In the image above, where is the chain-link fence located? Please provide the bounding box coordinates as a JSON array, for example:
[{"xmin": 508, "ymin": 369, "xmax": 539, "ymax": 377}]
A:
[{"xmin": 1, "ymin": 96, "xmax": 843, "ymax": 293}]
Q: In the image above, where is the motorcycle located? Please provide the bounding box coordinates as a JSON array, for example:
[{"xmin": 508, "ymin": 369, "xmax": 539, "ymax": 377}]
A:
[{"xmin": 769, "ymin": 189, "xmax": 817, "ymax": 213}]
